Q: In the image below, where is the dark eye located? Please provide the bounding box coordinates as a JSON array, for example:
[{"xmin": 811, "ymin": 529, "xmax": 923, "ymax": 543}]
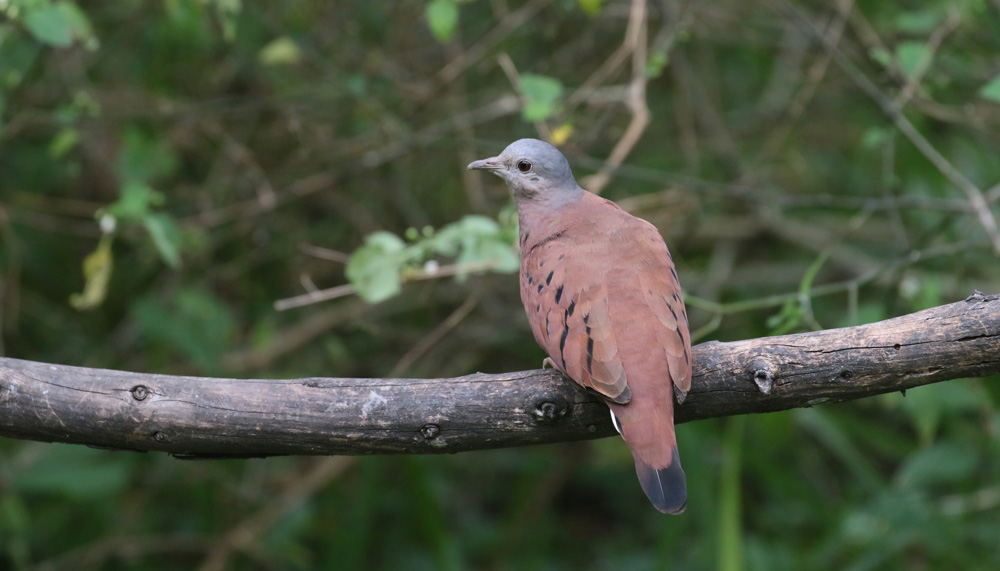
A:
[{"xmin": 517, "ymin": 160, "xmax": 532, "ymax": 172}]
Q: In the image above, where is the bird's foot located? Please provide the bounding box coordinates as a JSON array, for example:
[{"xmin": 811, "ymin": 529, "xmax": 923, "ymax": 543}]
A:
[{"xmin": 541, "ymin": 357, "xmax": 555, "ymax": 370}]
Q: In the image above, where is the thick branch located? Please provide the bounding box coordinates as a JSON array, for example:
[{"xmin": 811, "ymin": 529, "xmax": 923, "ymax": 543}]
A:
[{"xmin": 1, "ymin": 294, "xmax": 998, "ymax": 458}]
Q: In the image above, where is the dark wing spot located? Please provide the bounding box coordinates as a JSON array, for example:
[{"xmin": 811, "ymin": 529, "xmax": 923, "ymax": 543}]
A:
[
  {"xmin": 670, "ymin": 267, "xmax": 679, "ymax": 282},
  {"xmin": 536, "ymin": 304, "xmax": 541, "ymax": 313},
  {"xmin": 586, "ymin": 327, "xmax": 594, "ymax": 375},
  {"xmin": 538, "ymin": 284, "xmax": 543, "ymax": 293},
  {"xmin": 558, "ymin": 254, "xmax": 565, "ymax": 260},
  {"xmin": 546, "ymin": 271, "xmax": 554, "ymax": 285},
  {"xmin": 583, "ymin": 313, "xmax": 590, "ymax": 324},
  {"xmin": 567, "ymin": 299, "xmax": 576, "ymax": 316},
  {"xmin": 683, "ymin": 347, "xmax": 689, "ymax": 364},
  {"xmin": 539, "ymin": 259, "xmax": 544, "ymax": 267},
  {"xmin": 559, "ymin": 325, "xmax": 569, "ymax": 370},
  {"xmin": 527, "ymin": 275, "xmax": 533, "ymax": 285},
  {"xmin": 676, "ymin": 328, "xmax": 685, "ymax": 345},
  {"xmin": 555, "ymin": 285, "xmax": 564, "ymax": 304},
  {"xmin": 667, "ymin": 302, "xmax": 678, "ymax": 321}
]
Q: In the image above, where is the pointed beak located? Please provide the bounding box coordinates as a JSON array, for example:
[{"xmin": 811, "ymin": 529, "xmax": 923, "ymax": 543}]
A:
[{"xmin": 467, "ymin": 157, "xmax": 502, "ymax": 171}]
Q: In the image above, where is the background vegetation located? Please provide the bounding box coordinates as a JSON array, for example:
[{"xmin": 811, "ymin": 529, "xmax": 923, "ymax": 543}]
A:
[{"xmin": 2, "ymin": 0, "xmax": 1000, "ymax": 569}]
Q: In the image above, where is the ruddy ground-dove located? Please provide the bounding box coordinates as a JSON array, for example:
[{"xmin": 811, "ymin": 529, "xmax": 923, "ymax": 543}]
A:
[{"xmin": 468, "ymin": 139, "xmax": 692, "ymax": 514}]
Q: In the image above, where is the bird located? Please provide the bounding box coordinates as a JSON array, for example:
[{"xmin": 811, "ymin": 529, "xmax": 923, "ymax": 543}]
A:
[{"xmin": 468, "ymin": 138, "xmax": 692, "ymax": 514}]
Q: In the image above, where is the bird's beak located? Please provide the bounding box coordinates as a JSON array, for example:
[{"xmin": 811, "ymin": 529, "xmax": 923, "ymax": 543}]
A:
[{"xmin": 467, "ymin": 157, "xmax": 502, "ymax": 171}]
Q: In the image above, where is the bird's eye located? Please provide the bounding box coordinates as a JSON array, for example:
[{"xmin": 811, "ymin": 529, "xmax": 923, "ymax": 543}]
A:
[{"xmin": 517, "ymin": 160, "xmax": 532, "ymax": 172}]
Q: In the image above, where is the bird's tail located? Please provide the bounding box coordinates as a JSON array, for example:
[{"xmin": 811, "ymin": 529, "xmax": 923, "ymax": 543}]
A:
[{"xmin": 633, "ymin": 446, "xmax": 687, "ymax": 514}]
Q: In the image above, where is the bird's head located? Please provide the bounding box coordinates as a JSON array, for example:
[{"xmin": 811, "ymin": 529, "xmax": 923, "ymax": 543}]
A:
[{"xmin": 467, "ymin": 138, "xmax": 581, "ymax": 203}]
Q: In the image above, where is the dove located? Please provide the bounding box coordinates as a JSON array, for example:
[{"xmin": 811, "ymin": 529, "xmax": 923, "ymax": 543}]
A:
[{"xmin": 468, "ymin": 138, "xmax": 691, "ymax": 513}]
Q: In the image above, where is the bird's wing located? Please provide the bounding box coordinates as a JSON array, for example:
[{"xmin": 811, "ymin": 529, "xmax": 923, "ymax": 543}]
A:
[
  {"xmin": 520, "ymin": 198, "xmax": 691, "ymax": 403},
  {"xmin": 521, "ymin": 230, "xmax": 630, "ymax": 403}
]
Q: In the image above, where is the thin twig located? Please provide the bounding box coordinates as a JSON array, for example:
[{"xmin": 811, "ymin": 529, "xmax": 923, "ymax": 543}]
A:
[
  {"xmin": 436, "ymin": 0, "xmax": 555, "ymax": 84},
  {"xmin": 496, "ymin": 52, "xmax": 553, "ymax": 141},
  {"xmin": 388, "ymin": 289, "xmax": 483, "ymax": 377},
  {"xmin": 197, "ymin": 457, "xmax": 355, "ymax": 571},
  {"xmin": 581, "ymin": 0, "xmax": 651, "ymax": 195},
  {"xmin": 776, "ymin": 0, "xmax": 1000, "ymax": 255}
]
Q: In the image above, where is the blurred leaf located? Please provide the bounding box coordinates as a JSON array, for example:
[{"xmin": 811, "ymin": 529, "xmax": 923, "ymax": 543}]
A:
[
  {"xmin": 894, "ymin": 10, "xmax": 941, "ymax": 34},
  {"xmin": 108, "ymin": 181, "xmax": 163, "ymax": 220},
  {"xmin": 347, "ymin": 215, "xmax": 517, "ymax": 303},
  {"xmin": 12, "ymin": 445, "xmax": 132, "ymax": 499},
  {"xmin": 259, "ymin": 36, "xmax": 301, "ymax": 66},
  {"xmin": 646, "ymin": 46, "xmax": 670, "ymax": 78},
  {"xmin": 426, "ymin": 0, "xmax": 458, "ymax": 44},
  {"xmin": 895, "ymin": 41, "xmax": 929, "ymax": 78},
  {"xmin": 207, "ymin": 0, "xmax": 241, "ymax": 41},
  {"xmin": 346, "ymin": 231, "xmax": 408, "ymax": 303},
  {"xmin": 143, "ymin": 212, "xmax": 182, "ymax": 268},
  {"xmin": 519, "ymin": 74, "xmax": 564, "ymax": 122},
  {"xmin": 979, "ymin": 75, "xmax": 1000, "ymax": 104},
  {"xmin": 900, "ymin": 381, "xmax": 983, "ymax": 445},
  {"xmin": 115, "ymin": 128, "xmax": 178, "ymax": 184},
  {"xmin": 895, "ymin": 442, "xmax": 977, "ymax": 488},
  {"xmin": 718, "ymin": 416, "xmax": 746, "ymax": 571},
  {"xmin": 132, "ymin": 286, "xmax": 236, "ymax": 373},
  {"xmin": 550, "ymin": 123, "xmax": 573, "ymax": 146},
  {"xmin": 578, "ymin": 0, "xmax": 602, "ymax": 16},
  {"xmin": 22, "ymin": 2, "xmax": 79, "ymax": 47},
  {"xmin": 48, "ymin": 127, "xmax": 79, "ymax": 158},
  {"xmin": 869, "ymin": 47, "xmax": 892, "ymax": 67},
  {"xmin": 69, "ymin": 234, "xmax": 114, "ymax": 310}
]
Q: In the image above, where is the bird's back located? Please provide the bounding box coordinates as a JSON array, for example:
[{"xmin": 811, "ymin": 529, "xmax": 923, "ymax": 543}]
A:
[{"xmin": 518, "ymin": 191, "xmax": 691, "ymax": 475}]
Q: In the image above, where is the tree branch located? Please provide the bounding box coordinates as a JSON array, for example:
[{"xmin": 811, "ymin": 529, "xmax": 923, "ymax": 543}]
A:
[{"xmin": 1, "ymin": 294, "xmax": 998, "ymax": 458}]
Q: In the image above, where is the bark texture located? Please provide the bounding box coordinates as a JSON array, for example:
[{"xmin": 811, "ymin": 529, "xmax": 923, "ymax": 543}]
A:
[{"xmin": 1, "ymin": 293, "xmax": 998, "ymax": 458}]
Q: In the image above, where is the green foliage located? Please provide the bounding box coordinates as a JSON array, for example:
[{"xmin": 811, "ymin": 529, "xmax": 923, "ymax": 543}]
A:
[
  {"xmin": 426, "ymin": 0, "xmax": 459, "ymax": 44},
  {"xmin": 578, "ymin": 0, "xmax": 603, "ymax": 16},
  {"xmin": 20, "ymin": 1, "xmax": 92, "ymax": 48},
  {"xmin": 2, "ymin": 1, "xmax": 1000, "ymax": 569},
  {"xmin": 347, "ymin": 214, "xmax": 519, "ymax": 303},
  {"xmin": 131, "ymin": 286, "xmax": 236, "ymax": 373},
  {"xmin": 980, "ymin": 75, "xmax": 1000, "ymax": 104},
  {"xmin": 259, "ymin": 36, "xmax": 301, "ymax": 66},
  {"xmin": 519, "ymin": 73, "xmax": 564, "ymax": 122}
]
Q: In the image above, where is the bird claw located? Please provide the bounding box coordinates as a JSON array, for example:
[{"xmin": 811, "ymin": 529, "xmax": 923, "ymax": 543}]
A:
[{"xmin": 541, "ymin": 357, "xmax": 555, "ymax": 370}]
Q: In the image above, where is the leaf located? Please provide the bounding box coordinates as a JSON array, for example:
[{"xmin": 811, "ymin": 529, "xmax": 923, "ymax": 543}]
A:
[
  {"xmin": 894, "ymin": 10, "xmax": 942, "ymax": 34},
  {"xmin": 69, "ymin": 234, "xmax": 114, "ymax": 310},
  {"xmin": 346, "ymin": 231, "xmax": 408, "ymax": 303},
  {"xmin": 900, "ymin": 381, "xmax": 983, "ymax": 445},
  {"xmin": 108, "ymin": 181, "xmax": 163, "ymax": 220},
  {"xmin": 23, "ymin": 2, "xmax": 76, "ymax": 47},
  {"xmin": 550, "ymin": 123, "xmax": 573, "ymax": 146},
  {"xmin": 426, "ymin": 0, "xmax": 458, "ymax": 44},
  {"xmin": 895, "ymin": 41, "xmax": 929, "ymax": 79},
  {"xmin": 143, "ymin": 213, "xmax": 183, "ymax": 268},
  {"xmin": 519, "ymin": 74, "xmax": 564, "ymax": 122},
  {"xmin": 979, "ymin": 75, "xmax": 1000, "ymax": 104},
  {"xmin": 115, "ymin": 127, "xmax": 178, "ymax": 185},
  {"xmin": 578, "ymin": 0, "xmax": 603, "ymax": 16},
  {"xmin": 132, "ymin": 287, "xmax": 236, "ymax": 373},
  {"xmin": 895, "ymin": 442, "xmax": 977, "ymax": 489},
  {"xmin": 12, "ymin": 445, "xmax": 132, "ymax": 499},
  {"xmin": 49, "ymin": 127, "xmax": 79, "ymax": 158},
  {"xmin": 259, "ymin": 36, "xmax": 301, "ymax": 66}
]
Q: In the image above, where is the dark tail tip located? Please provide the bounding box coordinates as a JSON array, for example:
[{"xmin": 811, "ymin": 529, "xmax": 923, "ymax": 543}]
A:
[{"xmin": 634, "ymin": 447, "xmax": 687, "ymax": 514}]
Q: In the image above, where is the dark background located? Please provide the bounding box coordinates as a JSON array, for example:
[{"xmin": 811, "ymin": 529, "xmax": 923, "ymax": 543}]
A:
[{"xmin": 2, "ymin": 1, "xmax": 1000, "ymax": 569}]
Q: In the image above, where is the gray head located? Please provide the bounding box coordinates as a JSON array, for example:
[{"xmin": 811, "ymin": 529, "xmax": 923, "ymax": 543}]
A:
[{"xmin": 467, "ymin": 138, "xmax": 581, "ymax": 203}]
